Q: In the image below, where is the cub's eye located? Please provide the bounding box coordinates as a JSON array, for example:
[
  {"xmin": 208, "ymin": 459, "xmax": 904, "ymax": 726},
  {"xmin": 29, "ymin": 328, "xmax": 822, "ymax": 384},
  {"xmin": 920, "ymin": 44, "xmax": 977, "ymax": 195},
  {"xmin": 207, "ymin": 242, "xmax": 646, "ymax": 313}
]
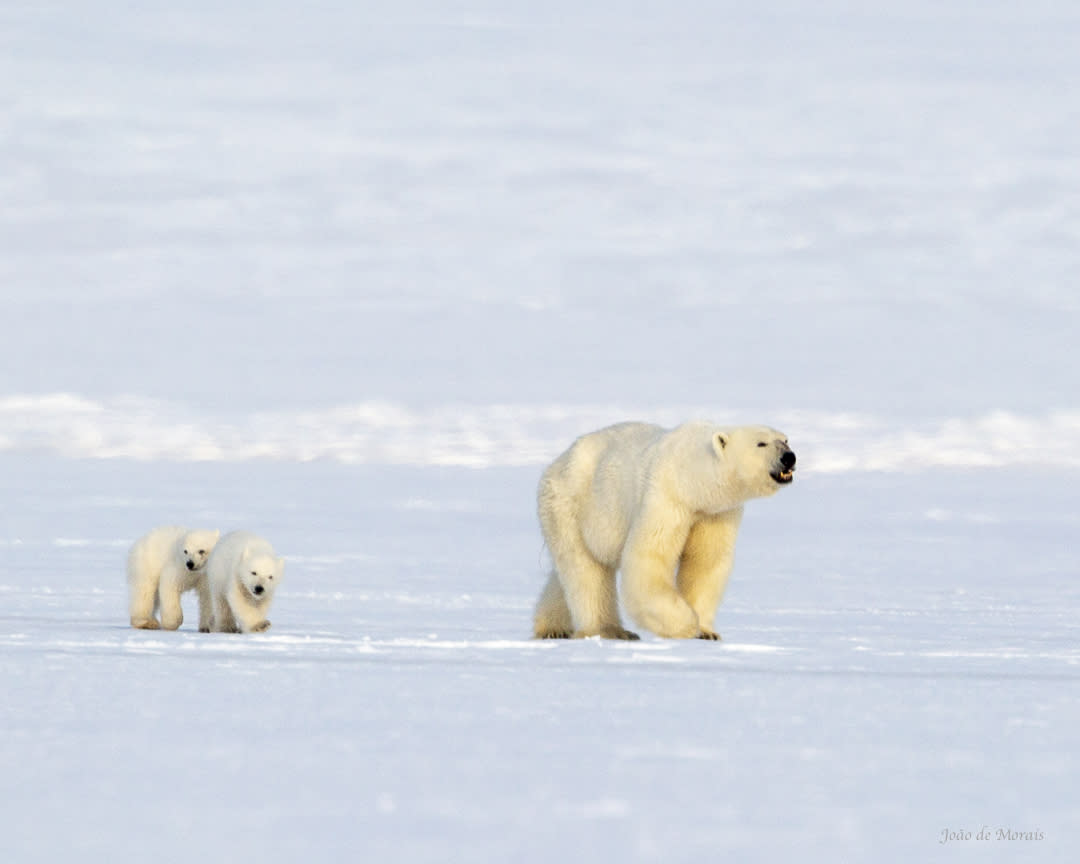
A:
[
  {"xmin": 251, "ymin": 570, "xmax": 257, "ymax": 576},
  {"xmin": 198, "ymin": 549, "xmax": 205, "ymax": 555},
  {"xmin": 757, "ymin": 442, "xmax": 767, "ymax": 447},
  {"xmin": 183, "ymin": 549, "xmax": 189, "ymax": 554},
  {"xmin": 268, "ymin": 574, "xmax": 274, "ymax": 580}
]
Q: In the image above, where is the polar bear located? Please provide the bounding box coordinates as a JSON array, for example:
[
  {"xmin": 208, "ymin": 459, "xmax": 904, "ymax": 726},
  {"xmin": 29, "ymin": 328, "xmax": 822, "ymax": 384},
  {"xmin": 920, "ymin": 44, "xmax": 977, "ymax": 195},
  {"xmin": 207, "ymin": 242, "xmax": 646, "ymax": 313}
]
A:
[
  {"xmin": 127, "ymin": 525, "xmax": 221, "ymax": 631},
  {"xmin": 206, "ymin": 530, "xmax": 284, "ymax": 633},
  {"xmin": 533, "ymin": 422, "xmax": 795, "ymax": 640}
]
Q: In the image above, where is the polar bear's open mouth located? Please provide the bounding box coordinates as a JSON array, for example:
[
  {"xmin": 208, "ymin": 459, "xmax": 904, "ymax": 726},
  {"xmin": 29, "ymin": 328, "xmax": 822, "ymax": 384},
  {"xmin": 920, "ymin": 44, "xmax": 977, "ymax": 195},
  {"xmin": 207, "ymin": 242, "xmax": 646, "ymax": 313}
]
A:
[{"xmin": 770, "ymin": 448, "xmax": 796, "ymax": 484}]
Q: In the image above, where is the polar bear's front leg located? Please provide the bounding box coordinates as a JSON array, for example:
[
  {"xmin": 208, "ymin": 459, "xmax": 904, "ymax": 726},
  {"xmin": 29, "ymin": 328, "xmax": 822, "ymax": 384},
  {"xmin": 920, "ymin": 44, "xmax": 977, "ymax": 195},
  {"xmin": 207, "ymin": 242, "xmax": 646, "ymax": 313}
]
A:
[
  {"xmin": 196, "ymin": 576, "xmax": 213, "ymax": 633},
  {"xmin": 677, "ymin": 508, "xmax": 744, "ymax": 640},
  {"xmin": 229, "ymin": 584, "xmax": 270, "ymax": 634},
  {"xmin": 210, "ymin": 589, "xmax": 238, "ymax": 633},
  {"xmin": 157, "ymin": 564, "xmax": 185, "ymax": 631},
  {"xmin": 127, "ymin": 567, "xmax": 161, "ymax": 630},
  {"xmin": 621, "ymin": 505, "xmax": 698, "ymax": 638}
]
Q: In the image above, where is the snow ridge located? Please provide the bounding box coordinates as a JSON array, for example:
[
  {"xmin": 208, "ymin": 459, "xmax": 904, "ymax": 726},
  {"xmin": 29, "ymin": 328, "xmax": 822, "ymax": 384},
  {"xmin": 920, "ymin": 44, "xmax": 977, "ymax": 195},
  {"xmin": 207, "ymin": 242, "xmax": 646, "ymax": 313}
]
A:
[{"xmin": 1, "ymin": 394, "xmax": 1076, "ymax": 471}]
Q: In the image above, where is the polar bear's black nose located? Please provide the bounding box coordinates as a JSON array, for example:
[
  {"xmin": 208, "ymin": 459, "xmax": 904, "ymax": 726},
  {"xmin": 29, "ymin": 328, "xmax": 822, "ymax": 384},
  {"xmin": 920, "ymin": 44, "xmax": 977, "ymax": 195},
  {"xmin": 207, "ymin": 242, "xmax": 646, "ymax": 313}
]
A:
[
  {"xmin": 253, "ymin": 585, "xmax": 264, "ymax": 595},
  {"xmin": 781, "ymin": 450, "xmax": 796, "ymax": 470},
  {"xmin": 186, "ymin": 560, "xmax": 196, "ymax": 571}
]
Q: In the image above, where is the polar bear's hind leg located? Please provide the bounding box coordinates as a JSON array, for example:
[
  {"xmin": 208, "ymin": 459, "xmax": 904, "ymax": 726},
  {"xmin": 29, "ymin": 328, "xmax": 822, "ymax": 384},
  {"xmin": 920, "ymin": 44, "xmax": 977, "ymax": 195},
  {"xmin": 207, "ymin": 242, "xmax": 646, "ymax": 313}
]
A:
[
  {"xmin": 127, "ymin": 564, "xmax": 161, "ymax": 630},
  {"xmin": 538, "ymin": 509, "xmax": 637, "ymax": 639},
  {"xmin": 533, "ymin": 570, "xmax": 573, "ymax": 638},
  {"xmin": 535, "ymin": 443, "xmax": 640, "ymax": 641}
]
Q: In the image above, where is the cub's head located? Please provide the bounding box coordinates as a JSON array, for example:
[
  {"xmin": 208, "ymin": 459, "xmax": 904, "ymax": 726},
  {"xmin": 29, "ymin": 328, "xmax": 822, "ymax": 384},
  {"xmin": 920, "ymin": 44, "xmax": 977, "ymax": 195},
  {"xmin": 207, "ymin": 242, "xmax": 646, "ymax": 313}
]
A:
[
  {"xmin": 181, "ymin": 528, "xmax": 220, "ymax": 572},
  {"xmin": 239, "ymin": 551, "xmax": 284, "ymax": 601},
  {"xmin": 709, "ymin": 425, "xmax": 796, "ymax": 501}
]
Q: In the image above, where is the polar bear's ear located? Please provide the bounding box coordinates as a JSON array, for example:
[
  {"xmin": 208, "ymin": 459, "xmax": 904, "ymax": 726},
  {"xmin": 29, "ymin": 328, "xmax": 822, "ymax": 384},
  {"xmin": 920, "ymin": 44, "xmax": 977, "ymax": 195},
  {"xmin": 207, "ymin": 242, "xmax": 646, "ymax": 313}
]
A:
[
  {"xmin": 275, "ymin": 557, "xmax": 286, "ymax": 576},
  {"xmin": 210, "ymin": 529, "xmax": 220, "ymax": 542},
  {"xmin": 712, "ymin": 432, "xmax": 728, "ymax": 455}
]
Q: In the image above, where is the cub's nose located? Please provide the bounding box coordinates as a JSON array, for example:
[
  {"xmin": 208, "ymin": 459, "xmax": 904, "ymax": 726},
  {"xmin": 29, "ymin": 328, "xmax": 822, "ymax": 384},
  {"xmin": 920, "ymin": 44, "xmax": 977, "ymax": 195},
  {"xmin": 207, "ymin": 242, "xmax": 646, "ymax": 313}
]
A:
[
  {"xmin": 781, "ymin": 450, "xmax": 797, "ymax": 470},
  {"xmin": 253, "ymin": 585, "xmax": 265, "ymax": 596},
  {"xmin": 186, "ymin": 560, "xmax": 196, "ymax": 571}
]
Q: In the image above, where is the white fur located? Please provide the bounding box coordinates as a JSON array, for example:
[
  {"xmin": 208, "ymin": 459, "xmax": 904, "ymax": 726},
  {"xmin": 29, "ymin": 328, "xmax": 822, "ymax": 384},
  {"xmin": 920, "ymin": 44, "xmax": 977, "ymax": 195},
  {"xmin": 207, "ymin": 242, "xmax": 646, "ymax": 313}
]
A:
[
  {"xmin": 534, "ymin": 421, "xmax": 794, "ymax": 640},
  {"xmin": 206, "ymin": 530, "xmax": 284, "ymax": 634},
  {"xmin": 126, "ymin": 525, "xmax": 221, "ymax": 631}
]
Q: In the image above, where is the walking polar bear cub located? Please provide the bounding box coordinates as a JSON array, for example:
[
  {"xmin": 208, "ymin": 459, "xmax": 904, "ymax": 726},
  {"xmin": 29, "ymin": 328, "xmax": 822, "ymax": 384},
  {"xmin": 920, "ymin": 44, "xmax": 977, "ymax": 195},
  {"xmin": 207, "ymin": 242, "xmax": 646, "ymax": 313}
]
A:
[
  {"xmin": 534, "ymin": 422, "xmax": 795, "ymax": 640},
  {"xmin": 127, "ymin": 526, "xmax": 221, "ymax": 631},
  {"xmin": 207, "ymin": 530, "xmax": 284, "ymax": 633}
]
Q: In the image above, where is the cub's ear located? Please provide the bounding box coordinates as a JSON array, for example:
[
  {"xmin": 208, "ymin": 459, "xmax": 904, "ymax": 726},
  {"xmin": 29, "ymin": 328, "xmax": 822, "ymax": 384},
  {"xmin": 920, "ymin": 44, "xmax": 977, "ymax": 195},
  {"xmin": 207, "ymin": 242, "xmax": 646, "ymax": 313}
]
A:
[
  {"xmin": 275, "ymin": 556, "xmax": 286, "ymax": 575},
  {"xmin": 210, "ymin": 529, "xmax": 220, "ymax": 542},
  {"xmin": 712, "ymin": 432, "xmax": 727, "ymax": 455}
]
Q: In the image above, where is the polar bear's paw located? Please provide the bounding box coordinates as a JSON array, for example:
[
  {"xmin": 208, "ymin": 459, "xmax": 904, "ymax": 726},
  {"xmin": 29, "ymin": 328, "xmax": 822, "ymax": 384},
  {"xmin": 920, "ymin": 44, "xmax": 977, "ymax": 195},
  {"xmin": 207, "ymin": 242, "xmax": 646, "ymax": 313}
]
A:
[
  {"xmin": 250, "ymin": 619, "xmax": 271, "ymax": 633},
  {"xmin": 575, "ymin": 625, "xmax": 641, "ymax": 641},
  {"xmin": 696, "ymin": 628, "xmax": 722, "ymax": 641},
  {"xmin": 601, "ymin": 625, "xmax": 641, "ymax": 641},
  {"xmin": 131, "ymin": 617, "xmax": 161, "ymax": 630},
  {"xmin": 536, "ymin": 628, "xmax": 573, "ymax": 639}
]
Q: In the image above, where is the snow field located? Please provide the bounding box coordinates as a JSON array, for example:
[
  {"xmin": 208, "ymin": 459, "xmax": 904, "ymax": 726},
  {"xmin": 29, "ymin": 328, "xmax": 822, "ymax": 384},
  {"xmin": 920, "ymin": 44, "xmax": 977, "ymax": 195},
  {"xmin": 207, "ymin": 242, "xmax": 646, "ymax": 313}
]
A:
[{"xmin": 1, "ymin": 457, "xmax": 1076, "ymax": 862}]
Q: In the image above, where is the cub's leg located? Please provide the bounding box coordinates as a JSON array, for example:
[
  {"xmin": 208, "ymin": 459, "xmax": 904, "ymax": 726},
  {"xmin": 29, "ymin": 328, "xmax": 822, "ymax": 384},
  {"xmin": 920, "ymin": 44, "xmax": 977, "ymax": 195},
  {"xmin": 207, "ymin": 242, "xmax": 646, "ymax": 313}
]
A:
[
  {"xmin": 157, "ymin": 564, "xmax": 186, "ymax": 631},
  {"xmin": 228, "ymin": 585, "xmax": 270, "ymax": 634},
  {"xmin": 210, "ymin": 589, "xmax": 239, "ymax": 633},
  {"xmin": 127, "ymin": 562, "xmax": 161, "ymax": 630},
  {"xmin": 196, "ymin": 577, "xmax": 213, "ymax": 633}
]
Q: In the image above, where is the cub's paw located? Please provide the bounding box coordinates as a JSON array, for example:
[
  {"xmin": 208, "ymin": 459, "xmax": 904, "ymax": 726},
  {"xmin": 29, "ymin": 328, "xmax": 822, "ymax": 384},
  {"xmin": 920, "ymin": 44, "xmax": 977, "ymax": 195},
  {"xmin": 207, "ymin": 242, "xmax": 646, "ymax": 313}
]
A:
[
  {"xmin": 198, "ymin": 626, "xmax": 210, "ymax": 634},
  {"xmin": 535, "ymin": 629, "xmax": 572, "ymax": 639},
  {"xmin": 249, "ymin": 620, "xmax": 272, "ymax": 633},
  {"xmin": 696, "ymin": 628, "xmax": 722, "ymax": 641}
]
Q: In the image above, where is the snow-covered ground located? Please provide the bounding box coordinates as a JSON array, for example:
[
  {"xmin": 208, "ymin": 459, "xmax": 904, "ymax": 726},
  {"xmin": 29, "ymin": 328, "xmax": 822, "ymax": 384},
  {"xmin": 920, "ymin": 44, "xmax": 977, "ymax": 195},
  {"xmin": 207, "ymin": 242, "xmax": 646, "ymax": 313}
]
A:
[
  {"xmin": 2, "ymin": 459, "xmax": 1076, "ymax": 862},
  {"xmin": 1, "ymin": 1, "xmax": 1078, "ymax": 861}
]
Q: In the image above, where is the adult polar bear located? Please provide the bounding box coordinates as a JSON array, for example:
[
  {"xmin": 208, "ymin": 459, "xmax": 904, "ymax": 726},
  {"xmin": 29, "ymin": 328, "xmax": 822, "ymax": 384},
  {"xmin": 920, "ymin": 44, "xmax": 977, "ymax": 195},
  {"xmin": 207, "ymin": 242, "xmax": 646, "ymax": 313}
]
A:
[{"xmin": 534, "ymin": 421, "xmax": 795, "ymax": 640}]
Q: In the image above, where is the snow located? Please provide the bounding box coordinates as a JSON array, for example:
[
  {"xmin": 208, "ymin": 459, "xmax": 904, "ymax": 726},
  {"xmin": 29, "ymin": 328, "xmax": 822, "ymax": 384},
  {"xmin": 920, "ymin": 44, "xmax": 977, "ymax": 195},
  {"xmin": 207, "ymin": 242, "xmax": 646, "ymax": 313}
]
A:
[
  {"xmin": 2, "ymin": 461, "xmax": 1077, "ymax": 862},
  {"xmin": 1, "ymin": 0, "xmax": 1078, "ymax": 861},
  {"xmin": 4, "ymin": 394, "xmax": 1080, "ymax": 470}
]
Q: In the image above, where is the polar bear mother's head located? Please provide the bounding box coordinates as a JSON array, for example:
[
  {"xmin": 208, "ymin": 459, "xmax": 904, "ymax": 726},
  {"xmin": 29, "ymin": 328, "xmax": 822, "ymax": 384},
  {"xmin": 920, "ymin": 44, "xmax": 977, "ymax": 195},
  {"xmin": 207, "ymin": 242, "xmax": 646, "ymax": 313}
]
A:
[
  {"xmin": 714, "ymin": 425, "xmax": 796, "ymax": 496},
  {"xmin": 667, "ymin": 422, "xmax": 796, "ymax": 513}
]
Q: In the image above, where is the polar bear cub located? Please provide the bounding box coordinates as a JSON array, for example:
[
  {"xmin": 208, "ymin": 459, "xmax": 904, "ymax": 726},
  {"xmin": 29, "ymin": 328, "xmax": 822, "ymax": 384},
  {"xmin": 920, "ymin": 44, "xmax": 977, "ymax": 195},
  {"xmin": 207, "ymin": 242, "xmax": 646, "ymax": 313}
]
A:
[
  {"xmin": 127, "ymin": 525, "xmax": 221, "ymax": 631},
  {"xmin": 534, "ymin": 421, "xmax": 795, "ymax": 640},
  {"xmin": 206, "ymin": 530, "xmax": 284, "ymax": 633}
]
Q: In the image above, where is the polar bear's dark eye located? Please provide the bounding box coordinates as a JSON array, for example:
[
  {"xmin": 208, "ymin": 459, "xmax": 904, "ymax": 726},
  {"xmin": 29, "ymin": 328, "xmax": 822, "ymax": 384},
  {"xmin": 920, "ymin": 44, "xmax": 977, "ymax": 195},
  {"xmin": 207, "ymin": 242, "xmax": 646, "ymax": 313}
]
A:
[
  {"xmin": 251, "ymin": 570, "xmax": 257, "ymax": 576},
  {"xmin": 198, "ymin": 549, "xmax": 205, "ymax": 555},
  {"xmin": 757, "ymin": 442, "xmax": 767, "ymax": 447}
]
